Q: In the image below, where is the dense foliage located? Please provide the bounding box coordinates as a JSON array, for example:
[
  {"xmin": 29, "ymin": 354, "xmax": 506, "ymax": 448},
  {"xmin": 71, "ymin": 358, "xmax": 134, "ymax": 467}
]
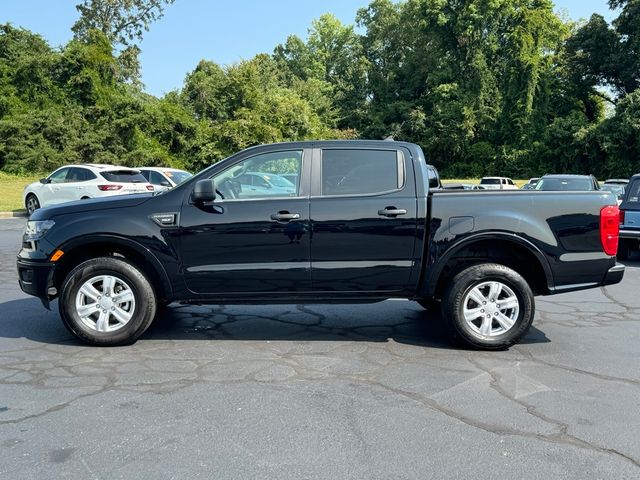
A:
[{"xmin": 0, "ymin": 0, "xmax": 638, "ymax": 178}]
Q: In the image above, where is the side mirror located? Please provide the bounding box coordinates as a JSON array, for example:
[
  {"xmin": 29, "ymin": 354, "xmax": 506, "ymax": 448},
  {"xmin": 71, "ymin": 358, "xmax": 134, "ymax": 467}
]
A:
[
  {"xmin": 160, "ymin": 181, "xmax": 171, "ymax": 187},
  {"xmin": 192, "ymin": 179, "xmax": 216, "ymax": 203},
  {"xmin": 39, "ymin": 178, "xmax": 50, "ymax": 184}
]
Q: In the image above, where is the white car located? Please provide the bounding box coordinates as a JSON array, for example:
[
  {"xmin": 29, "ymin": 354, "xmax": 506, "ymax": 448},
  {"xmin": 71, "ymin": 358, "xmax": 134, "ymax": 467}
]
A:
[
  {"xmin": 23, "ymin": 165, "xmax": 154, "ymax": 214},
  {"xmin": 138, "ymin": 167, "xmax": 193, "ymax": 192},
  {"xmin": 479, "ymin": 176, "xmax": 519, "ymax": 190}
]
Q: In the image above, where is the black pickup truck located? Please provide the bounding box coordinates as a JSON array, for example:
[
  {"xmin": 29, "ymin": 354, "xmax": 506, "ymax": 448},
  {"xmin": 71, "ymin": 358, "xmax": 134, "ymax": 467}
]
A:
[{"xmin": 17, "ymin": 141, "xmax": 624, "ymax": 349}]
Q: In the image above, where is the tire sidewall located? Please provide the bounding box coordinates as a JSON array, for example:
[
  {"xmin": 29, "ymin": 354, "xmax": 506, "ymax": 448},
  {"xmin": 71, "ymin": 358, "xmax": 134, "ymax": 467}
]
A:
[
  {"xmin": 59, "ymin": 258, "xmax": 156, "ymax": 346},
  {"xmin": 445, "ymin": 264, "xmax": 534, "ymax": 349},
  {"xmin": 26, "ymin": 194, "xmax": 39, "ymax": 214}
]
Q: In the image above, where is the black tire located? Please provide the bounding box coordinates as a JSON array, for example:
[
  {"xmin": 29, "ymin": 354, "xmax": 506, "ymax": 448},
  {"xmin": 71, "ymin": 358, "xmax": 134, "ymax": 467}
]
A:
[
  {"xmin": 441, "ymin": 263, "xmax": 535, "ymax": 350},
  {"xmin": 25, "ymin": 194, "xmax": 40, "ymax": 214},
  {"xmin": 617, "ymin": 240, "xmax": 633, "ymax": 261},
  {"xmin": 58, "ymin": 257, "xmax": 157, "ymax": 346}
]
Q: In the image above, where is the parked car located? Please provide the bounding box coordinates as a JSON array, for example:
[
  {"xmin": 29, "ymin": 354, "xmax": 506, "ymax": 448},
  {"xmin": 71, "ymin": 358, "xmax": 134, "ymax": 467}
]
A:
[
  {"xmin": 479, "ymin": 177, "xmax": 518, "ymax": 190},
  {"xmin": 138, "ymin": 167, "xmax": 193, "ymax": 192},
  {"xmin": 618, "ymin": 174, "xmax": 640, "ymax": 259},
  {"xmin": 600, "ymin": 184, "xmax": 625, "ymax": 204},
  {"xmin": 442, "ymin": 183, "xmax": 472, "ymax": 190},
  {"xmin": 235, "ymin": 172, "xmax": 297, "ymax": 198},
  {"xmin": 535, "ymin": 174, "xmax": 600, "ymax": 191},
  {"xmin": 17, "ymin": 140, "xmax": 623, "ymax": 349},
  {"xmin": 521, "ymin": 178, "xmax": 540, "ymax": 190},
  {"xmin": 605, "ymin": 178, "xmax": 629, "ymax": 186},
  {"xmin": 23, "ymin": 165, "xmax": 154, "ymax": 214}
]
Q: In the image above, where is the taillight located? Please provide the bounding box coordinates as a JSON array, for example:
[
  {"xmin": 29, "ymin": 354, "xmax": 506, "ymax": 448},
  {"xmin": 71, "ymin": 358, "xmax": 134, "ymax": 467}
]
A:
[
  {"xmin": 98, "ymin": 185, "xmax": 123, "ymax": 191},
  {"xmin": 146, "ymin": 185, "xmax": 154, "ymax": 191},
  {"xmin": 619, "ymin": 209, "xmax": 625, "ymax": 225},
  {"xmin": 600, "ymin": 205, "xmax": 620, "ymax": 256}
]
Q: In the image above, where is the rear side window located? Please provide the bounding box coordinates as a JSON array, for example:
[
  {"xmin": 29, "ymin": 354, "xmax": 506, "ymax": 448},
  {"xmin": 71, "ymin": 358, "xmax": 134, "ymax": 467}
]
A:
[
  {"xmin": 427, "ymin": 167, "xmax": 440, "ymax": 189},
  {"xmin": 321, "ymin": 149, "xmax": 403, "ymax": 196},
  {"xmin": 66, "ymin": 167, "xmax": 96, "ymax": 182},
  {"xmin": 100, "ymin": 171, "xmax": 148, "ymax": 183},
  {"xmin": 481, "ymin": 178, "xmax": 500, "ymax": 185},
  {"xmin": 142, "ymin": 170, "xmax": 167, "ymax": 185},
  {"xmin": 625, "ymin": 180, "xmax": 640, "ymax": 203}
]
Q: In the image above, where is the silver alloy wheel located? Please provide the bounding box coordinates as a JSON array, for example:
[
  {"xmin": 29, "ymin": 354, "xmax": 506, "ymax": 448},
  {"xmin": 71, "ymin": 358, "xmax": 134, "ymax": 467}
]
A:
[
  {"xmin": 462, "ymin": 281, "xmax": 519, "ymax": 337},
  {"xmin": 26, "ymin": 196, "xmax": 39, "ymax": 214},
  {"xmin": 75, "ymin": 275, "xmax": 136, "ymax": 333}
]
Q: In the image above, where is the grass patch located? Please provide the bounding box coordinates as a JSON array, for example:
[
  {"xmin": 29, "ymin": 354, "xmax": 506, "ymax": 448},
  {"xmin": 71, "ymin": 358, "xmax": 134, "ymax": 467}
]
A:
[{"xmin": 0, "ymin": 172, "xmax": 43, "ymax": 212}]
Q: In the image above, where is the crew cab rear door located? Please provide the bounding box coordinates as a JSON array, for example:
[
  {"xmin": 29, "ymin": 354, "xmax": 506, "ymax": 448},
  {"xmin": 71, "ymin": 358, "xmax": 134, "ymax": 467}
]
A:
[
  {"xmin": 309, "ymin": 146, "xmax": 418, "ymax": 293},
  {"xmin": 179, "ymin": 148, "xmax": 312, "ymax": 295}
]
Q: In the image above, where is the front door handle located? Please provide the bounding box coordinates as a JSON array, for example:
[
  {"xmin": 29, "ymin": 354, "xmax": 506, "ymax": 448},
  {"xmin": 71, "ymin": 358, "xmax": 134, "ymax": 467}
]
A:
[
  {"xmin": 271, "ymin": 212, "xmax": 300, "ymax": 222},
  {"xmin": 378, "ymin": 207, "xmax": 407, "ymax": 217}
]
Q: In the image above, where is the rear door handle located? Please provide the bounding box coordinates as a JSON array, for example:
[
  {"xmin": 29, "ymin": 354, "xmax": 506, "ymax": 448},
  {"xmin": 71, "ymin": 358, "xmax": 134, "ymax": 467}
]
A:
[
  {"xmin": 271, "ymin": 212, "xmax": 300, "ymax": 222},
  {"xmin": 378, "ymin": 207, "xmax": 407, "ymax": 217}
]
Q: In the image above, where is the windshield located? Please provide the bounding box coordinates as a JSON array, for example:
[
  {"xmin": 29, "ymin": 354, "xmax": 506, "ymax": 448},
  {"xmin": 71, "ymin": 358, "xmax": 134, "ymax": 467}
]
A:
[
  {"xmin": 535, "ymin": 177, "xmax": 594, "ymax": 191},
  {"xmin": 164, "ymin": 170, "xmax": 192, "ymax": 185},
  {"xmin": 263, "ymin": 174, "xmax": 294, "ymax": 188},
  {"xmin": 601, "ymin": 185, "xmax": 624, "ymax": 196}
]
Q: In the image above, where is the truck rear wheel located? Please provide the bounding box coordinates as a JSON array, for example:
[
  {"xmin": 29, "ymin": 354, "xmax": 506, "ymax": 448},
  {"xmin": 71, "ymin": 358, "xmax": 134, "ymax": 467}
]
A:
[
  {"xmin": 58, "ymin": 257, "xmax": 157, "ymax": 346},
  {"xmin": 441, "ymin": 263, "xmax": 534, "ymax": 350}
]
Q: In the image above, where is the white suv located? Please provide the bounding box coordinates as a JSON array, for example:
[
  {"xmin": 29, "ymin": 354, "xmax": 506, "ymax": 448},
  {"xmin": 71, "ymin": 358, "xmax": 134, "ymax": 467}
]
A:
[
  {"xmin": 479, "ymin": 177, "xmax": 519, "ymax": 190},
  {"xmin": 23, "ymin": 165, "xmax": 154, "ymax": 214},
  {"xmin": 138, "ymin": 167, "xmax": 193, "ymax": 192}
]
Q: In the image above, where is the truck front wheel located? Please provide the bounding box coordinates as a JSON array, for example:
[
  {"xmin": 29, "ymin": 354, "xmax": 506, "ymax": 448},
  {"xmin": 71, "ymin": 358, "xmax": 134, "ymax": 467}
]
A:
[
  {"xmin": 58, "ymin": 257, "xmax": 157, "ymax": 346},
  {"xmin": 441, "ymin": 263, "xmax": 534, "ymax": 350}
]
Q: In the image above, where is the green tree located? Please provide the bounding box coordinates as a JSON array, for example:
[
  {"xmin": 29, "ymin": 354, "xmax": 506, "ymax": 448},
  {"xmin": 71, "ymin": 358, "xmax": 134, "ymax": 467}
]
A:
[{"xmin": 72, "ymin": 0, "xmax": 175, "ymax": 82}]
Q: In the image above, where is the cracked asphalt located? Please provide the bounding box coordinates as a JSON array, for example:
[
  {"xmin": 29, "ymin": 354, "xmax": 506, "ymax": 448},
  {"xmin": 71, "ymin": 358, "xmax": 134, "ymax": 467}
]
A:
[{"xmin": 1, "ymin": 217, "xmax": 639, "ymax": 479}]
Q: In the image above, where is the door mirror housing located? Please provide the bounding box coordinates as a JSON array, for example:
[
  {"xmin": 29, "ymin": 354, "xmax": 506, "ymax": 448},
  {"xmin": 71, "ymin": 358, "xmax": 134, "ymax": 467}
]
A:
[
  {"xmin": 160, "ymin": 181, "xmax": 172, "ymax": 187},
  {"xmin": 39, "ymin": 178, "xmax": 50, "ymax": 184},
  {"xmin": 192, "ymin": 179, "xmax": 216, "ymax": 203}
]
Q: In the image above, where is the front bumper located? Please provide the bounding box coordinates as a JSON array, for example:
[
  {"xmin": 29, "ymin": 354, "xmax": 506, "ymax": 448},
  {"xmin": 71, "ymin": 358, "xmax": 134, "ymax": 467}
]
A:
[{"xmin": 16, "ymin": 258, "xmax": 56, "ymax": 309}]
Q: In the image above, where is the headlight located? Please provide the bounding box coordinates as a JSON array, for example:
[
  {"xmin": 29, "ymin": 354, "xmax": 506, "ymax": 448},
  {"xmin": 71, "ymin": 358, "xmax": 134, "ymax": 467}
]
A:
[{"xmin": 24, "ymin": 220, "xmax": 55, "ymax": 242}]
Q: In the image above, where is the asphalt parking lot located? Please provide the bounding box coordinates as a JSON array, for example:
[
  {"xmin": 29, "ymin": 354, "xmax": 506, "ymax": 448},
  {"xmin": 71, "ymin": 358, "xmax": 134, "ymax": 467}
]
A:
[{"xmin": 1, "ymin": 217, "xmax": 639, "ymax": 479}]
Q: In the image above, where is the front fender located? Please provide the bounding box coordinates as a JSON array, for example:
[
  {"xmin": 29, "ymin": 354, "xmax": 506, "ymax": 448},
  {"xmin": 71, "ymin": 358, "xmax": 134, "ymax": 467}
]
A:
[{"xmin": 56, "ymin": 234, "xmax": 173, "ymax": 299}]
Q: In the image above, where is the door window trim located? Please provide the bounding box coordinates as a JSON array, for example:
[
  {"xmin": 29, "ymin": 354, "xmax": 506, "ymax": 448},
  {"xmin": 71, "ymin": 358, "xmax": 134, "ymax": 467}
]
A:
[{"xmin": 312, "ymin": 148, "xmax": 407, "ymax": 199}]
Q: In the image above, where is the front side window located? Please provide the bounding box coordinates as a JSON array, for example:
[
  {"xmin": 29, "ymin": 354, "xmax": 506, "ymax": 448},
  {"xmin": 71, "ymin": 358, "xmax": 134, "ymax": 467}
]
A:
[
  {"xmin": 213, "ymin": 150, "xmax": 302, "ymax": 200},
  {"xmin": 48, "ymin": 168, "xmax": 70, "ymax": 184},
  {"xmin": 321, "ymin": 149, "xmax": 402, "ymax": 196}
]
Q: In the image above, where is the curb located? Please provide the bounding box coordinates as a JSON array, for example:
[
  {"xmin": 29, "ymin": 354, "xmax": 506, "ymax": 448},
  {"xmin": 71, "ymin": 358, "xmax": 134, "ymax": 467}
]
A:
[{"xmin": 0, "ymin": 211, "xmax": 28, "ymax": 219}]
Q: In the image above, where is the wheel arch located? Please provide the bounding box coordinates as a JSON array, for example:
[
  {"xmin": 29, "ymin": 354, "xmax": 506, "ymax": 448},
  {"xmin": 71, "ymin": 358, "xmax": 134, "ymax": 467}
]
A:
[
  {"xmin": 424, "ymin": 233, "xmax": 554, "ymax": 299},
  {"xmin": 52, "ymin": 235, "xmax": 172, "ymax": 302}
]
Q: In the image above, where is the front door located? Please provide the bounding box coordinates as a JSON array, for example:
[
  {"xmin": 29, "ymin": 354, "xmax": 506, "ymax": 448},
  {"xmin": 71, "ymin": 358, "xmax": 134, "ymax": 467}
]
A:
[
  {"xmin": 41, "ymin": 167, "xmax": 73, "ymax": 206},
  {"xmin": 180, "ymin": 149, "xmax": 311, "ymax": 295},
  {"xmin": 310, "ymin": 146, "xmax": 418, "ymax": 293}
]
